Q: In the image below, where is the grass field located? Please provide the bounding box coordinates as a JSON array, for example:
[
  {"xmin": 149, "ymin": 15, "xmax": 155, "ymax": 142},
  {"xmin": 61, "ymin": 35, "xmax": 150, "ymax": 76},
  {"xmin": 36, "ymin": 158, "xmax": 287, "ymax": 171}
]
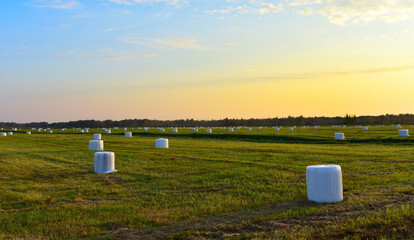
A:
[{"xmin": 0, "ymin": 126, "xmax": 413, "ymax": 239}]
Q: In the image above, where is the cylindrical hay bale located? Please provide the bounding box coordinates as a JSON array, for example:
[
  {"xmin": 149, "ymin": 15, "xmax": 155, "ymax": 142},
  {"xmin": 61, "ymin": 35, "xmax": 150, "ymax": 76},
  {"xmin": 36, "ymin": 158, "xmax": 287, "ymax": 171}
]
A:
[
  {"xmin": 229, "ymin": 128, "xmax": 234, "ymax": 132},
  {"xmin": 27, "ymin": 131, "xmax": 31, "ymax": 135},
  {"xmin": 93, "ymin": 133, "xmax": 101, "ymax": 140},
  {"xmin": 399, "ymin": 130, "xmax": 409, "ymax": 137},
  {"xmin": 193, "ymin": 128, "xmax": 198, "ymax": 132},
  {"xmin": 125, "ymin": 132, "xmax": 132, "ymax": 137},
  {"xmin": 94, "ymin": 152, "xmax": 116, "ymax": 174},
  {"xmin": 1, "ymin": 133, "xmax": 6, "ymax": 136},
  {"xmin": 289, "ymin": 127, "xmax": 294, "ymax": 131},
  {"xmin": 334, "ymin": 133, "xmax": 345, "ymax": 140},
  {"xmin": 49, "ymin": 130, "xmax": 53, "ymax": 134},
  {"xmin": 106, "ymin": 130, "xmax": 111, "ymax": 134},
  {"xmin": 8, "ymin": 132, "xmax": 13, "ymax": 136},
  {"xmin": 306, "ymin": 165, "xmax": 343, "ymax": 203},
  {"xmin": 85, "ymin": 129, "xmax": 89, "ymax": 133},
  {"xmin": 206, "ymin": 129, "xmax": 212, "ymax": 133},
  {"xmin": 363, "ymin": 126, "xmax": 368, "ymax": 130},
  {"xmin": 80, "ymin": 130, "xmax": 85, "ymax": 133},
  {"xmin": 155, "ymin": 138, "xmax": 169, "ymax": 148},
  {"xmin": 89, "ymin": 140, "xmax": 104, "ymax": 151},
  {"xmin": 248, "ymin": 128, "xmax": 252, "ymax": 130},
  {"xmin": 172, "ymin": 128, "xmax": 178, "ymax": 133},
  {"xmin": 275, "ymin": 127, "xmax": 279, "ymax": 131}
]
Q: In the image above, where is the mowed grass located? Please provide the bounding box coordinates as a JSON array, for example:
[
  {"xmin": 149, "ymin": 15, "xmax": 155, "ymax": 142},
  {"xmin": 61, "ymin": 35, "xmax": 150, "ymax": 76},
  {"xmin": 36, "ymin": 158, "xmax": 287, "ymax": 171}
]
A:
[{"xmin": 0, "ymin": 126, "xmax": 413, "ymax": 239}]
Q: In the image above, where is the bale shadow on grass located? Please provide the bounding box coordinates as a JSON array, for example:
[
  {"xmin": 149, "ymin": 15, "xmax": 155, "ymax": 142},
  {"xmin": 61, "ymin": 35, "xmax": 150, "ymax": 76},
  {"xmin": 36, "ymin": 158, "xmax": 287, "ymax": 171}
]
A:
[{"xmin": 114, "ymin": 132, "xmax": 414, "ymax": 145}]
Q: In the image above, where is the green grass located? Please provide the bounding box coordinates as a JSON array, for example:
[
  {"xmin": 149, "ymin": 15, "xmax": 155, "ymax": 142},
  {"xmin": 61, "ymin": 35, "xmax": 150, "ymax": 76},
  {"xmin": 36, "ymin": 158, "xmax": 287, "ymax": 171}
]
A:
[{"xmin": 0, "ymin": 126, "xmax": 413, "ymax": 239}]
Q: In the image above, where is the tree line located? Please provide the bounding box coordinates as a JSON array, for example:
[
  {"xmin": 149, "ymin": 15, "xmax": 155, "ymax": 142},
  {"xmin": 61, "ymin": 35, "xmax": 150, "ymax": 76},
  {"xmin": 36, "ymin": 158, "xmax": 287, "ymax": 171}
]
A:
[{"xmin": 1, "ymin": 114, "xmax": 414, "ymax": 128}]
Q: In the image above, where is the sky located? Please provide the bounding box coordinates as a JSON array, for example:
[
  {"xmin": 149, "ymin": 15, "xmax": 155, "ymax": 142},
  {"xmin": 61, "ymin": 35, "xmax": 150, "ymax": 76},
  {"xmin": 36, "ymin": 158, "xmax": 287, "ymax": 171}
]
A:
[{"xmin": 1, "ymin": 0, "xmax": 414, "ymax": 122}]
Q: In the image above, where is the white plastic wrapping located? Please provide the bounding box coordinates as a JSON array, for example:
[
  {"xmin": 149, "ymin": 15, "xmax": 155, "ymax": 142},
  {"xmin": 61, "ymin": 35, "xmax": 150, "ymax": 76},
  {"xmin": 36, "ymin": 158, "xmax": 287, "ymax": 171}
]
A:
[
  {"xmin": 93, "ymin": 133, "xmax": 101, "ymax": 140},
  {"xmin": 1, "ymin": 133, "xmax": 6, "ymax": 137},
  {"xmin": 155, "ymin": 138, "xmax": 169, "ymax": 148},
  {"xmin": 89, "ymin": 140, "xmax": 104, "ymax": 151},
  {"xmin": 94, "ymin": 152, "xmax": 117, "ymax": 174},
  {"xmin": 306, "ymin": 164, "xmax": 343, "ymax": 203},
  {"xmin": 172, "ymin": 128, "xmax": 178, "ymax": 133},
  {"xmin": 334, "ymin": 133, "xmax": 345, "ymax": 140},
  {"xmin": 27, "ymin": 132, "xmax": 31, "ymax": 135},
  {"xmin": 206, "ymin": 129, "xmax": 212, "ymax": 133},
  {"xmin": 399, "ymin": 130, "xmax": 409, "ymax": 137},
  {"xmin": 125, "ymin": 132, "xmax": 132, "ymax": 137},
  {"xmin": 8, "ymin": 132, "xmax": 13, "ymax": 136},
  {"xmin": 228, "ymin": 128, "xmax": 234, "ymax": 132}
]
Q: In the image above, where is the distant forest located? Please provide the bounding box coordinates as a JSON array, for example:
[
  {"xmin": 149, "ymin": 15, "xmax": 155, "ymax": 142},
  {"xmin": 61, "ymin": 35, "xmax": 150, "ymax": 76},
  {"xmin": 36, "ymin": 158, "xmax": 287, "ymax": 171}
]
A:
[{"xmin": 1, "ymin": 114, "xmax": 414, "ymax": 128}]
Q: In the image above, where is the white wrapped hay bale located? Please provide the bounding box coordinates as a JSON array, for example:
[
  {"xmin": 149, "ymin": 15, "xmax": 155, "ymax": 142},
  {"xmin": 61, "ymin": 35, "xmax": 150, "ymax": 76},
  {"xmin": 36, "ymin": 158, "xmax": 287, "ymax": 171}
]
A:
[
  {"xmin": 94, "ymin": 152, "xmax": 116, "ymax": 174},
  {"xmin": 80, "ymin": 130, "xmax": 84, "ymax": 133},
  {"xmin": 172, "ymin": 128, "xmax": 178, "ymax": 133},
  {"xmin": 334, "ymin": 133, "xmax": 345, "ymax": 140},
  {"xmin": 106, "ymin": 130, "xmax": 111, "ymax": 134},
  {"xmin": 93, "ymin": 133, "xmax": 101, "ymax": 140},
  {"xmin": 206, "ymin": 129, "xmax": 212, "ymax": 133},
  {"xmin": 26, "ymin": 131, "xmax": 31, "ymax": 135},
  {"xmin": 89, "ymin": 140, "xmax": 104, "ymax": 151},
  {"xmin": 193, "ymin": 128, "xmax": 198, "ymax": 132},
  {"xmin": 248, "ymin": 128, "xmax": 252, "ymax": 130},
  {"xmin": 155, "ymin": 138, "xmax": 169, "ymax": 148},
  {"xmin": 363, "ymin": 126, "xmax": 368, "ymax": 130},
  {"xmin": 125, "ymin": 132, "xmax": 132, "ymax": 138},
  {"xmin": 275, "ymin": 127, "xmax": 279, "ymax": 131},
  {"xmin": 399, "ymin": 130, "xmax": 409, "ymax": 137},
  {"xmin": 289, "ymin": 127, "xmax": 294, "ymax": 131},
  {"xmin": 1, "ymin": 133, "xmax": 6, "ymax": 137},
  {"xmin": 85, "ymin": 129, "xmax": 89, "ymax": 133},
  {"xmin": 8, "ymin": 132, "xmax": 13, "ymax": 136},
  {"xmin": 306, "ymin": 164, "xmax": 343, "ymax": 203},
  {"xmin": 49, "ymin": 130, "xmax": 53, "ymax": 134},
  {"xmin": 229, "ymin": 128, "xmax": 234, "ymax": 132}
]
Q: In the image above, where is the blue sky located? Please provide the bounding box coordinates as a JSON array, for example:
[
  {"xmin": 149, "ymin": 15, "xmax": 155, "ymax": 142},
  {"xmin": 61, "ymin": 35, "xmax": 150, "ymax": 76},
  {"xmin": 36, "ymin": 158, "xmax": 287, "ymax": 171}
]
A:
[{"xmin": 1, "ymin": 0, "xmax": 414, "ymax": 122}]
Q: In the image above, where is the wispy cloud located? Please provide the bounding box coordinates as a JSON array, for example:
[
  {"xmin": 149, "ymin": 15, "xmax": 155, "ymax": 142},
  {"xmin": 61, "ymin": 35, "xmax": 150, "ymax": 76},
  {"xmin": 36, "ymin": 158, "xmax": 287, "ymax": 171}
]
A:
[
  {"xmin": 122, "ymin": 37, "xmax": 209, "ymax": 50},
  {"xmin": 14, "ymin": 46, "xmax": 28, "ymax": 50},
  {"xmin": 108, "ymin": 0, "xmax": 179, "ymax": 5},
  {"xmin": 81, "ymin": 54, "xmax": 157, "ymax": 59},
  {"xmin": 204, "ymin": 0, "xmax": 414, "ymax": 25},
  {"xmin": 32, "ymin": 0, "xmax": 79, "ymax": 9},
  {"xmin": 205, "ymin": 2, "xmax": 285, "ymax": 15},
  {"xmin": 259, "ymin": 65, "xmax": 414, "ymax": 81},
  {"xmin": 309, "ymin": 0, "xmax": 414, "ymax": 26},
  {"xmin": 56, "ymin": 49, "xmax": 156, "ymax": 59}
]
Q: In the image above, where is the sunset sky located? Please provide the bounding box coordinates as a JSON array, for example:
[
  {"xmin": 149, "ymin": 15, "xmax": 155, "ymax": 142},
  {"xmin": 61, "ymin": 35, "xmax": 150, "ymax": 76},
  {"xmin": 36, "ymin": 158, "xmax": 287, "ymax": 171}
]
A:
[{"xmin": 1, "ymin": 0, "xmax": 414, "ymax": 122}]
